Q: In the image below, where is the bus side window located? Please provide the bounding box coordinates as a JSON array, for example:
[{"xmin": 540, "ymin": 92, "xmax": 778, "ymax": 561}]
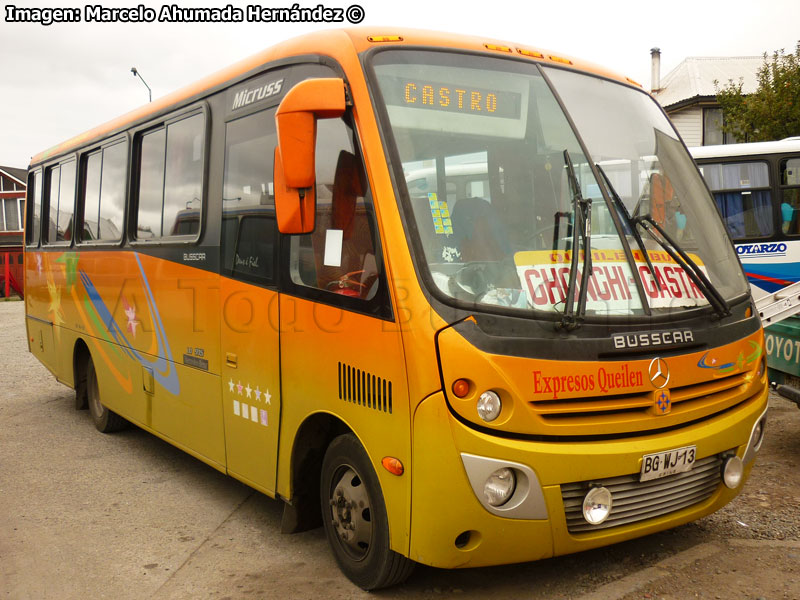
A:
[
  {"xmin": 701, "ymin": 161, "xmax": 772, "ymax": 240},
  {"xmin": 45, "ymin": 165, "xmax": 61, "ymax": 244},
  {"xmin": 289, "ymin": 119, "xmax": 381, "ymax": 301},
  {"xmin": 44, "ymin": 160, "xmax": 76, "ymax": 245},
  {"xmin": 134, "ymin": 112, "xmax": 204, "ymax": 240},
  {"xmin": 781, "ymin": 158, "xmax": 800, "ymax": 235},
  {"xmin": 25, "ymin": 170, "xmax": 42, "ymax": 246},
  {"xmin": 79, "ymin": 141, "xmax": 126, "ymax": 243},
  {"xmin": 221, "ymin": 108, "xmax": 279, "ymax": 285}
]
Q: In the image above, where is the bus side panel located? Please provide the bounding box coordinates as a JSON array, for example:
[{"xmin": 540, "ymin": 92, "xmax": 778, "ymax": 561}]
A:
[
  {"xmin": 737, "ymin": 239, "xmax": 800, "ymax": 300},
  {"xmin": 25, "ymin": 317, "xmax": 57, "ymax": 376},
  {"xmin": 277, "ymin": 295, "xmax": 411, "ymax": 555},
  {"xmin": 737, "ymin": 241, "xmax": 800, "ymax": 384},
  {"xmin": 220, "ymin": 278, "xmax": 281, "ymax": 495},
  {"xmin": 24, "ymin": 251, "xmax": 60, "ymax": 374},
  {"xmin": 66, "ymin": 250, "xmax": 224, "ymax": 464},
  {"xmin": 150, "ymin": 362, "xmax": 226, "ymax": 466}
]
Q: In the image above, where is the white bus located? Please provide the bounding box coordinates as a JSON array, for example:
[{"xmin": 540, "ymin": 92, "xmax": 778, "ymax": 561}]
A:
[{"xmin": 691, "ymin": 139, "xmax": 800, "ymax": 402}]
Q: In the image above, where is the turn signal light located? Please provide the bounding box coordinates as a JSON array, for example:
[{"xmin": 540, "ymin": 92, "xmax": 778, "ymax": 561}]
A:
[
  {"xmin": 381, "ymin": 456, "xmax": 404, "ymax": 476},
  {"xmin": 452, "ymin": 378, "xmax": 470, "ymax": 398}
]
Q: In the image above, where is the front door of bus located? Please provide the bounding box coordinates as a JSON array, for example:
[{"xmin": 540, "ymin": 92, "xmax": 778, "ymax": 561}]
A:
[{"xmin": 219, "ymin": 108, "xmax": 282, "ymax": 494}]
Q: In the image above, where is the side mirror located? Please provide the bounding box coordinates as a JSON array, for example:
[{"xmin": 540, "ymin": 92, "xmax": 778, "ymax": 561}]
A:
[{"xmin": 274, "ymin": 78, "xmax": 346, "ymax": 234}]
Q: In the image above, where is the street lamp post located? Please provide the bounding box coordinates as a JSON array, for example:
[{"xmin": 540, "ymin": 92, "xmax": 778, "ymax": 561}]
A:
[{"xmin": 130, "ymin": 67, "xmax": 152, "ymax": 102}]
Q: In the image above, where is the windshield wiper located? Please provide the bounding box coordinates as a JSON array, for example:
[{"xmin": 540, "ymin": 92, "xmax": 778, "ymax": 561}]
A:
[
  {"xmin": 560, "ymin": 150, "xmax": 592, "ymax": 329},
  {"xmin": 595, "ymin": 164, "xmax": 661, "ymax": 293},
  {"xmin": 634, "ymin": 215, "xmax": 731, "ymax": 318}
]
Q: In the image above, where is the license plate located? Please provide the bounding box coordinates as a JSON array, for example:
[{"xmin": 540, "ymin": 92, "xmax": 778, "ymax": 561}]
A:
[{"xmin": 640, "ymin": 445, "xmax": 696, "ymax": 482}]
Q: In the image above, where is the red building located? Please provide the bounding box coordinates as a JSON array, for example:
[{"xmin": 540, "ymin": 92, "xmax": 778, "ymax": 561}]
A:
[{"xmin": 0, "ymin": 166, "xmax": 26, "ymax": 297}]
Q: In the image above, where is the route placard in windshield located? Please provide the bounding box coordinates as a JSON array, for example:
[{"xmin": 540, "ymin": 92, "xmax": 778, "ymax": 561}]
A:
[{"xmin": 514, "ymin": 249, "xmax": 708, "ymax": 313}]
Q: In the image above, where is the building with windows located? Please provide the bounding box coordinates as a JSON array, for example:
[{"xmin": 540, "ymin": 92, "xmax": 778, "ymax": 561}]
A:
[
  {"xmin": 650, "ymin": 48, "xmax": 761, "ymax": 147},
  {"xmin": 0, "ymin": 165, "xmax": 27, "ymax": 296}
]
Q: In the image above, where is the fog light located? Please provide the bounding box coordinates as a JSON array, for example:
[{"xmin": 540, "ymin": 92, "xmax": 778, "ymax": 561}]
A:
[
  {"xmin": 757, "ymin": 357, "xmax": 766, "ymax": 378},
  {"xmin": 483, "ymin": 467, "xmax": 516, "ymax": 506},
  {"xmin": 582, "ymin": 486, "xmax": 612, "ymax": 525},
  {"xmin": 751, "ymin": 419, "xmax": 765, "ymax": 453},
  {"xmin": 477, "ymin": 390, "xmax": 502, "ymax": 422},
  {"xmin": 723, "ymin": 455, "xmax": 744, "ymax": 489}
]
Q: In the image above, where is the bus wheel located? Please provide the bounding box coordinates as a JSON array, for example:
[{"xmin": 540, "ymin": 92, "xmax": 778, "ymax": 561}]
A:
[
  {"xmin": 86, "ymin": 357, "xmax": 128, "ymax": 433},
  {"xmin": 320, "ymin": 434, "xmax": 414, "ymax": 590}
]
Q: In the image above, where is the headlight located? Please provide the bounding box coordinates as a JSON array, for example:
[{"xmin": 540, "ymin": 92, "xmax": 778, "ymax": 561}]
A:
[
  {"xmin": 582, "ymin": 486, "xmax": 613, "ymax": 525},
  {"xmin": 483, "ymin": 467, "xmax": 516, "ymax": 506},
  {"xmin": 477, "ymin": 390, "xmax": 502, "ymax": 422}
]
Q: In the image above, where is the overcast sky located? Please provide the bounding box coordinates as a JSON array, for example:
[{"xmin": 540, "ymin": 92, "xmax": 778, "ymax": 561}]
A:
[{"xmin": 1, "ymin": 0, "xmax": 799, "ymax": 168}]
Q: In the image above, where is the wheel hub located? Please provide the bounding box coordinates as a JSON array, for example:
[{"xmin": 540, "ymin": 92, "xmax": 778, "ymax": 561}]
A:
[{"xmin": 329, "ymin": 466, "xmax": 372, "ymax": 559}]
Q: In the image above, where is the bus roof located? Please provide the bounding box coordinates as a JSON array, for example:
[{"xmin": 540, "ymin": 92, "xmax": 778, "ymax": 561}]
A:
[
  {"xmin": 30, "ymin": 27, "xmax": 637, "ymax": 167},
  {"xmin": 689, "ymin": 138, "xmax": 800, "ymax": 160}
]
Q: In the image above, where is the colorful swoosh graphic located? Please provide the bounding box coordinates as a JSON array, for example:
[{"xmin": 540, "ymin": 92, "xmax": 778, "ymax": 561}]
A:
[
  {"xmin": 79, "ymin": 253, "xmax": 180, "ymax": 395},
  {"xmin": 697, "ymin": 341, "xmax": 763, "ymax": 375}
]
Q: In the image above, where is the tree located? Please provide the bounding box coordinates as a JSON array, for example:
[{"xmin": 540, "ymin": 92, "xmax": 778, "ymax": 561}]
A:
[{"xmin": 716, "ymin": 42, "xmax": 800, "ymax": 142}]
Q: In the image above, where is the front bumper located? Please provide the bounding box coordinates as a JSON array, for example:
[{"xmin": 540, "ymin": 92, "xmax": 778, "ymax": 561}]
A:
[{"xmin": 408, "ymin": 386, "xmax": 767, "ymax": 568}]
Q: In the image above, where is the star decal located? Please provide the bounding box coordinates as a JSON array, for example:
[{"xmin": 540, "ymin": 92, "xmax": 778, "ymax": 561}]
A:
[
  {"xmin": 122, "ymin": 297, "xmax": 139, "ymax": 337},
  {"xmin": 245, "ymin": 383, "xmax": 252, "ymax": 398},
  {"xmin": 236, "ymin": 381, "xmax": 243, "ymax": 395},
  {"xmin": 255, "ymin": 386, "xmax": 261, "ymax": 401},
  {"xmin": 264, "ymin": 389, "xmax": 271, "ymax": 406},
  {"xmin": 228, "ymin": 378, "xmax": 235, "ymax": 392}
]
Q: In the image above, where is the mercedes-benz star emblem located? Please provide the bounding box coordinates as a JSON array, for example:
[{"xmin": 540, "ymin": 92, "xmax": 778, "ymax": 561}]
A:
[{"xmin": 648, "ymin": 357, "xmax": 670, "ymax": 389}]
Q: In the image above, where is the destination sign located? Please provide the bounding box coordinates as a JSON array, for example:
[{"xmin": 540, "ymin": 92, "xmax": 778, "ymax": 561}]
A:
[
  {"xmin": 382, "ymin": 76, "xmax": 522, "ymax": 119},
  {"xmin": 514, "ymin": 249, "xmax": 708, "ymax": 312}
]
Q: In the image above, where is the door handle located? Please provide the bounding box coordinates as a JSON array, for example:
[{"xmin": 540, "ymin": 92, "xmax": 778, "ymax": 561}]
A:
[{"xmin": 226, "ymin": 352, "xmax": 238, "ymax": 368}]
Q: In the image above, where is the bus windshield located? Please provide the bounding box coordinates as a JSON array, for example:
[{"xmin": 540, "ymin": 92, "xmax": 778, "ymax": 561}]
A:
[{"xmin": 370, "ymin": 50, "xmax": 748, "ymax": 319}]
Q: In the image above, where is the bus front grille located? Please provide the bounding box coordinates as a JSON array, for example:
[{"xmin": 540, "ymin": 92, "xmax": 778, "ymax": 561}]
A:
[
  {"xmin": 560, "ymin": 454, "xmax": 723, "ymax": 533},
  {"xmin": 528, "ymin": 371, "xmax": 755, "ymax": 435}
]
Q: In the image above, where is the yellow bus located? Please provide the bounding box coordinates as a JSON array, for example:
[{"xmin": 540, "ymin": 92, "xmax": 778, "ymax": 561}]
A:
[{"xmin": 25, "ymin": 28, "xmax": 768, "ymax": 589}]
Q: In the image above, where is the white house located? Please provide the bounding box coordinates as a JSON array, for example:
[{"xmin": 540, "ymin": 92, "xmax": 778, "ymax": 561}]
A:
[{"xmin": 650, "ymin": 48, "xmax": 762, "ymax": 147}]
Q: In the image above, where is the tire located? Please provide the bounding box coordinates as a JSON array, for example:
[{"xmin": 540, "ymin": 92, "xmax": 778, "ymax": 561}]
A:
[
  {"xmin": 86, "ymin": 357, "xmax": 128, "ymax": 433},
  {"xmin": 74, "ymin": 356, "xmax": 88, "ymax": 410},
  {"xmin": 320, "ymin": 433, "xmax": 414, "ymax": 590}
]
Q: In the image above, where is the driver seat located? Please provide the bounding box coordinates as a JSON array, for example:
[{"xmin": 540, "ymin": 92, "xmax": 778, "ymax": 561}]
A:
[{"xmin": 450, "ymin": 196, "xmax": 510, "ymax": 262}]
